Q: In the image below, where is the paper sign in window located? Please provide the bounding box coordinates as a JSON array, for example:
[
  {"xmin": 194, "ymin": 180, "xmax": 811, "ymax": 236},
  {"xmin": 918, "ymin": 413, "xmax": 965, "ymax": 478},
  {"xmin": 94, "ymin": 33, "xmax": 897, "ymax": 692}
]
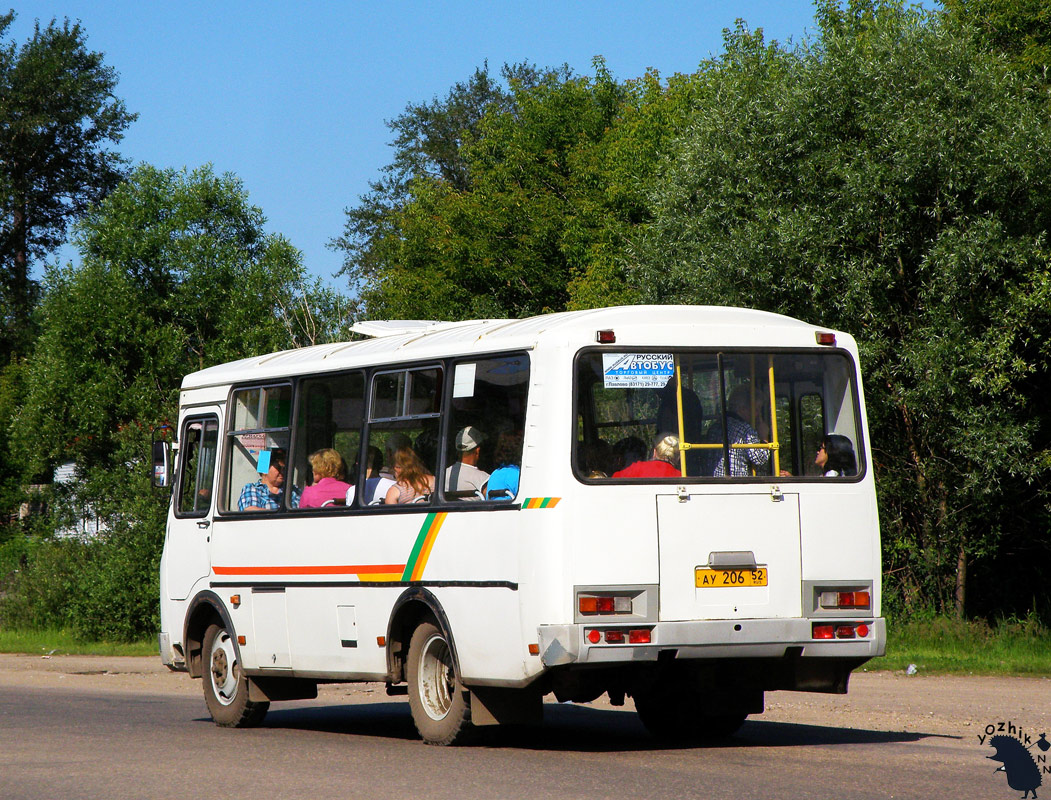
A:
[{"xmin": 453, "ymin": 363, "xmax": 477, "ymax": 398}]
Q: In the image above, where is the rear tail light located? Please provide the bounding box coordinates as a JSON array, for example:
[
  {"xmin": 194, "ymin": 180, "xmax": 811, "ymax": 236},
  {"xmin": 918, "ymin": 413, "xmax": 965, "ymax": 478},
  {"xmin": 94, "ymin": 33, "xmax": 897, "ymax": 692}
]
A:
[
  {"xmin": 813, "ymin": 624, "xmax": 835, "ymax": 640},
  {"xmin": 584, "ymin": 627, "xmax": 653, "ymax": 646},
  {"xmin": 578, "ymin": 593, "xmax": 633, "ymax": 615},
  {"xmin": 813, "ymin": 622, "xmax": 870, "ymax": 640},
  {"xmin": 818, "ymin": 589, "xmax": 872, "ymax": 610}
]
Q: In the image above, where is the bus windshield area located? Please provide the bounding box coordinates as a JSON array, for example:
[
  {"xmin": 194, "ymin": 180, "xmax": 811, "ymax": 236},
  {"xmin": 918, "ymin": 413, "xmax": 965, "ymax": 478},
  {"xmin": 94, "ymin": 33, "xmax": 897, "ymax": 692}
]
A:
[{"xmin": 575, "ymin": 350, "xmax": 863, "ymax": 481}]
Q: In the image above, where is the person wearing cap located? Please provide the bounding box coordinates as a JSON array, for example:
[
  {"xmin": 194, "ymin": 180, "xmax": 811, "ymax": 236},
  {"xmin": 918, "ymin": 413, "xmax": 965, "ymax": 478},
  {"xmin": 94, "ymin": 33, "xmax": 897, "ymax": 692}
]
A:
[{"xmin": 445, "ymin": 425, "xmax": 490, "ymax": 499}]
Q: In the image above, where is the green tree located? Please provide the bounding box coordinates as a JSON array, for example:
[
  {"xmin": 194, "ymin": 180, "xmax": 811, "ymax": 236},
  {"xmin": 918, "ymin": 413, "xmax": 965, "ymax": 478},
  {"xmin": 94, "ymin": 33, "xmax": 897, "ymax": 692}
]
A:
[
  {"xmin": 943, "ymin": 0, "xmax": 1051, "ymax": 89},
  {"xmin": 4, "ymin": 164, "xmax": 347, "ymax": 639},
  {"xmin": 0, "ymin": 11, "xmax": 136, "ymax": 360},
  {"xmin": 630, "ymin": 1, "xmax": 1051, "ymax": 617},
  {"xmin": 338, "ymin": 60, "xmax": 684, "ymax": 320},
  {"xmin": 335, "ymin": 63, "xmax": 521, "ymax": 301}
]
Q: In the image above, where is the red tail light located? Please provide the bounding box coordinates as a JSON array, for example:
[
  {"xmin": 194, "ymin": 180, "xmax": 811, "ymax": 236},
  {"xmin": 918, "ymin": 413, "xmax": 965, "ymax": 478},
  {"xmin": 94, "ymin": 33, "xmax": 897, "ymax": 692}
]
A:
[
  {"xmin": 604, "ymin": 630, "xmax": 625, "ymax": 644},
  {"xmin": 628, "ymin": 629, "xmax": 651, "ymax": 644},
  {"xmin": 813, "ymin": 624, "xmax": 835, "ymax": 640},
  {"xmin": 818, "ymin": 589, "xmax": 872, "ymax": 610}
]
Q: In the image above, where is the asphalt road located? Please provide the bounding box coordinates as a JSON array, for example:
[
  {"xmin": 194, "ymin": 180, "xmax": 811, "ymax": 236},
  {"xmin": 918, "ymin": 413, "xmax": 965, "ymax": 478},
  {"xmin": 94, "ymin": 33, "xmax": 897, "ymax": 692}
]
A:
[{"xmin": 1, "ymin": 656, "xmax": 1048, "ymax": 800}]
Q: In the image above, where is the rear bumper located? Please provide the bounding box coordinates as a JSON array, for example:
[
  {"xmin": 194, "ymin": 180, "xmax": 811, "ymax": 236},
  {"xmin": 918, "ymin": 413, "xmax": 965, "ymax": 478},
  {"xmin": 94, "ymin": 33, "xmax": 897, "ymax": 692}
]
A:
[{"xmin": 538, "ymin": 617, "xmax": 886, "ymax": 666}]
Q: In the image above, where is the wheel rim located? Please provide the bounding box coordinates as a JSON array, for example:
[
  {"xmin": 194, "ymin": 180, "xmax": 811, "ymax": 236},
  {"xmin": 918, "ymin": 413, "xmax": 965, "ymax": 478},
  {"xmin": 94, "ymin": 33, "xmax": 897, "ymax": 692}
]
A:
[
  {"xmin": 417, "ymin": 632, "xmax": 455, "ymax": 721},
  {"xmin": 209, "ymin": 630, "xmax": 239, "ymax": 706}
]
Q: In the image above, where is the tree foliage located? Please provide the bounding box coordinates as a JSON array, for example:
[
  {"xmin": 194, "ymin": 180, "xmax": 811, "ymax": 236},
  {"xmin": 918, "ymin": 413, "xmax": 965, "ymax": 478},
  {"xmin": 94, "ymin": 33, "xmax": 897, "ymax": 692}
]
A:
[
  {"xmin": 15, "ymin": 164, "xmax": 346, "ymax": 483},
  {"xmin": 629, "ymin": 0, "xmax": 1051, "ymax": 616},
  {"xmin": 2, "ymin": 165, "xmax": 348, "ymax": 640},
  {"xmin": 943, "ymin": 0, "xmax": 1051, "ymax": 90},
  {"xmin": 334, "ymin": 60, "xmax": 707, "ymax": 319},
  {"xmin": 0, "ymin": 11, "xmax": 136, "ymax": 359}
]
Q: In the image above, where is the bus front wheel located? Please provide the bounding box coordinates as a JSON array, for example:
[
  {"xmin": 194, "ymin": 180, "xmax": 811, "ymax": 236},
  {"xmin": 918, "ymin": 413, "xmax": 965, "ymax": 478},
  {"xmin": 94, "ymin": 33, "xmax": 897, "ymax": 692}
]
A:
[
  {"xmin": 202, "ymin": 622, "xmax": 269, "ymax": 728},
  {"xmin": 406, "ymin": 621, "xmax": 472, "ymax": 745}
]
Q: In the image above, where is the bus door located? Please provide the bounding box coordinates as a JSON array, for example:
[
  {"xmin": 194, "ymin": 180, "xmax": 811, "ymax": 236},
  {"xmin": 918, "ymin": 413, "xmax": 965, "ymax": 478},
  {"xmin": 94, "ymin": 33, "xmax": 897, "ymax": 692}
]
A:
[
  {"xmin": 165, "ymin": 410, "xmax": 221, "ymax": 600},
  {"xmin": 656, "ymin": 490, "xmax": 802, "ymax": 621}
]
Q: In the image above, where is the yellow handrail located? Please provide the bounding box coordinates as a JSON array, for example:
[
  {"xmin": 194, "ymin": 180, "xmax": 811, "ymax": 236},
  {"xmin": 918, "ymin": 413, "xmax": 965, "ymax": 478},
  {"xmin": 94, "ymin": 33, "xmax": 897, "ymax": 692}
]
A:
[{"xmin": 674, "ymin": 356, "xmax": 781, "ymax": 477}]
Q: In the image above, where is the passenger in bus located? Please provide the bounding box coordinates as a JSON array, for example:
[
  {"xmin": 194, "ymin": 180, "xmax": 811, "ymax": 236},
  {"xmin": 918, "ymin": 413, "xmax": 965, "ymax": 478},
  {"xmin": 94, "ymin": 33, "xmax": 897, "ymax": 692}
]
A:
[
  {"xmin": 658, "ymin": 383, "xmax": 705, "ymax": 475},
  {"xmin": 237, "ymin": 448, "xmax": 300, "ymax": 511},
  {"xmin": 816, "ymin": 434, "xmax": 857, "ymax": 477},
  {"xmin": 299, "ymin": 448, "xmax": 352, "ymax": 508},
  {"xmin": 446, "ymin": 426, "xmax": 490, "ymax": 498},
  {"xmin": 711, "ymin": 386, "xmax": 771, "ymax": 477},
  {"xmin": 610, "ymin": 436, "xmax": 647, "ymax": 474},
  {"xmin": 366, "ymin": 435, "xmax": 409, "ymax": 504},
  {"xmin": 485, "ymin": 431, "xmax": 523, "ymax": 499},
  {"xmin": 612, "ymin": 433, "xmax": 681, "ymax": 478},
  {"xmin": 347, "ymin": 445, "xmax": 385, "ymax": 506},
  {"xmin": 385, "ymin": 445, "xmax": 435, "ymax": 504}
]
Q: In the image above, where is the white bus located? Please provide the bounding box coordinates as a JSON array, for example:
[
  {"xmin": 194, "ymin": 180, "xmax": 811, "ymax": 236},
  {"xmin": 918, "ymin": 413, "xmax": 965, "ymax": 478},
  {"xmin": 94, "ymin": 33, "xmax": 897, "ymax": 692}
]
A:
[{"xmin": 157, "ymin": 305, "xmax": 884, "ymax": 745}]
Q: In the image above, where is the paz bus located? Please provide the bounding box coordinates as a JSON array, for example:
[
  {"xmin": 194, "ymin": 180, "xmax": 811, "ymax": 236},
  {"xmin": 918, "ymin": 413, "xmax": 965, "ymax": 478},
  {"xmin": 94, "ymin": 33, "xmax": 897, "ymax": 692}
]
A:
[{"xmin": 156, "ymin": 305, "xmax": 885, "ymax": 745}]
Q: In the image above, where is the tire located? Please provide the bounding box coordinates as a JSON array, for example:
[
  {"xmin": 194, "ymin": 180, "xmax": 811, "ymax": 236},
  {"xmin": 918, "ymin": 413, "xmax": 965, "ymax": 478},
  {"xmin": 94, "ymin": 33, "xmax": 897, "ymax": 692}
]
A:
[
  {"xmin": 406, "ymin": 620, "xmax": 472, "ymax": 745},
  {"xmin": 634, "ymin": 686, "xmax": 746, "ymax": 742},
  {"xmin": 201, "ymin": 622, "xmax": 269, "ymax": 728}
]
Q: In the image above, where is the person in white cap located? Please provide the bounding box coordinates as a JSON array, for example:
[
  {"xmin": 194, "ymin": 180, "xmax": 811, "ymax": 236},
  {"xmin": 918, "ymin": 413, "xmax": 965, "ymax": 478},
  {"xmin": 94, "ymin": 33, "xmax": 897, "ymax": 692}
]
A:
[{"xmin": 445, "ymin": 425, "xmax": 490, "ymax": 499}]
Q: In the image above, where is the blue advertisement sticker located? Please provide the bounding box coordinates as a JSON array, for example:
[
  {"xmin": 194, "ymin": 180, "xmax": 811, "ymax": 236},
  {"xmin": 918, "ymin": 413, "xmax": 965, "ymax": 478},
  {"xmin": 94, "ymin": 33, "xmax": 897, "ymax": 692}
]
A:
[{"xmin": 602, "ymin": 353, "xmax": 674, "ymax": 389}]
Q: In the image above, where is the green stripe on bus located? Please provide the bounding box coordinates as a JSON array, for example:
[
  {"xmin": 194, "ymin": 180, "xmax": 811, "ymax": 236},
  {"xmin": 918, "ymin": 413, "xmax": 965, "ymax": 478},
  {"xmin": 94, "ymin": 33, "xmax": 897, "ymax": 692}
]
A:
[{"xmin": 402, "ymin": 512, "xmax": 438, "ymax": 581}]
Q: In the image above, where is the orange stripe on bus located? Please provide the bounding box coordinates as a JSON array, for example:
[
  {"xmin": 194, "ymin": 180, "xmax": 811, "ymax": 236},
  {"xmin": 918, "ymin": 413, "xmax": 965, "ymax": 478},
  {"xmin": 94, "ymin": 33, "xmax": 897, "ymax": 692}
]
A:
[{"xmin": 212, "ymin": 564, "xmax": 405, "ymax": 576}]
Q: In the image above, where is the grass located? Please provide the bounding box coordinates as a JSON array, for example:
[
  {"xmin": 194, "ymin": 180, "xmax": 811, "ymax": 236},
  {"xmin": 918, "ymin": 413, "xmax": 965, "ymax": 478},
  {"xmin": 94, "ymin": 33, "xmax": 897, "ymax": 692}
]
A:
[
  {"xmin": 864, "ymin": 614, "xmax": 1051, "ymax": 676},
  {"xmin": 0, "ymin": 628, "xmax": 156, "ymax": 657},
  {"xmin": 1, "ymin": 616, "xmax": 1049, "ymax": 675}
]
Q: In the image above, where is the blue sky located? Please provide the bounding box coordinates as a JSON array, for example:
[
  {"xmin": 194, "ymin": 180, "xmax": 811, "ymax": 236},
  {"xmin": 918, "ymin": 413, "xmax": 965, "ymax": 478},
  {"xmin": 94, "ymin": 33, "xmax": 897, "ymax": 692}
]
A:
[{"xmin": 14, "ymin": 1, "xmax": 824, "ymax": 291}]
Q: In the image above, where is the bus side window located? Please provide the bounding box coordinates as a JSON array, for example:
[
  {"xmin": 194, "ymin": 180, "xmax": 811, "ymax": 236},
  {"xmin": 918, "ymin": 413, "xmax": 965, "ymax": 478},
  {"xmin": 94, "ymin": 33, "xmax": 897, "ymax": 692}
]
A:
[
  {"xmin": 222, "ymin": 384, "xmax": 293, "ymax": 511},
  {"xmin": 291, "ymin": 371, "xmax": 364, "ymax": 509},
  {"xmin": 365, "ymin": 367, "xmax": 442, "ymax": 506},
  {"xmin": 175, "ymin": 417, "xmax": 218, "ymax": 516},
  {"xmin": 443, "ymin": 355, "xmax": 530, "ymax": 501}
]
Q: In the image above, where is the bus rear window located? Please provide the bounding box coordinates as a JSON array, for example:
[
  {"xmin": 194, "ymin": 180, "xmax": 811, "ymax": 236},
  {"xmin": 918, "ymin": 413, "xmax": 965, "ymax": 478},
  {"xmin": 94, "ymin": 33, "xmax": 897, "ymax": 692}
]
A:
[{"xmin": 574, "ymin": 350, "xmax": 863, "ymax": 481}]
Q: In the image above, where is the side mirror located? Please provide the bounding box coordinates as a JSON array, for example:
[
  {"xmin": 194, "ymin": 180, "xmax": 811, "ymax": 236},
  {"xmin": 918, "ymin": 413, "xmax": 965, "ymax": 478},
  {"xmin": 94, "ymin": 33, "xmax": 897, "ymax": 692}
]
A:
[{"xmin": 152, "ymin": 426, "xmax": 173, "ymax": 489}]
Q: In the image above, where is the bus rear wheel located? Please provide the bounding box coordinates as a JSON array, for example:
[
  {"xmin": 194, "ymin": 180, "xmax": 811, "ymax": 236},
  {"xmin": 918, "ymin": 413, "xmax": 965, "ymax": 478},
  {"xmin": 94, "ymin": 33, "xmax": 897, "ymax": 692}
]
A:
[
  {"xmin": 202, "ymin": 622, "xmax": 269, "ymax": 728},
  {"xmin": 406, "ymin": 621, "xmax": 472, "ymax": 745}
]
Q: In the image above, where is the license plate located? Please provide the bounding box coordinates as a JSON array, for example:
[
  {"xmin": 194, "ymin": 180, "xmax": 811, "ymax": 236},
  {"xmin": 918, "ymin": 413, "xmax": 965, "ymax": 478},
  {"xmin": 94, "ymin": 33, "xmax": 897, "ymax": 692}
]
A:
[{"xmin": 695, "ymin": 567, "xmax": 768, "ymax": 587}]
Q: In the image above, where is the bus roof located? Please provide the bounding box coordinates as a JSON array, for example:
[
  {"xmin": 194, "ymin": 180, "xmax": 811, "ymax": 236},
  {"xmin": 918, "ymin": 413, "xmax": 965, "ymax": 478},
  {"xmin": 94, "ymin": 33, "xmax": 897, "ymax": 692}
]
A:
[{"xmin": 181, "ymin": 305, "xmax": 846, "ymax": 390}]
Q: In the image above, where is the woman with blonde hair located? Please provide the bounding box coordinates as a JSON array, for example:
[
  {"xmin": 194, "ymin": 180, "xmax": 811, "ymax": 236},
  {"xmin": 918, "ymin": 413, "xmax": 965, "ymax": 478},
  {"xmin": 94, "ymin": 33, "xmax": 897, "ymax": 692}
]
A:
[
  {"xmin": 384, "ymin": 445, "xmax": 435, "ymax": 504},
  {"xmin": 299, "ymin": 448, "xmax": 352, "ymax": 508}
]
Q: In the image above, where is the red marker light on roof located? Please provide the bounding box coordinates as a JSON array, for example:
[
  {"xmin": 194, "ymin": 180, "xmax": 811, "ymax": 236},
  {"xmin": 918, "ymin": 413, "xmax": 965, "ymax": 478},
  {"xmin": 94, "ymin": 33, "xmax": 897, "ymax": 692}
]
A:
[
  {"xmin": 596, "ymin": 329, "xmax": 616, "ymax": 344},
  {"xmin": 816, "ymin": 332, "xmax": 837, "ymax": 346}
]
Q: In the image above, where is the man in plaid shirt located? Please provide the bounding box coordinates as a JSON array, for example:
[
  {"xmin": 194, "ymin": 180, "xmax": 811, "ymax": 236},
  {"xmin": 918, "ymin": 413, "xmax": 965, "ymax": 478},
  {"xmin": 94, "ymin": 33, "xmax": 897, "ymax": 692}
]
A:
[
  {"xmin": 238, "ymin": 448, "xmax": 300, "ymax": 510},
  {"xmin": 712, "ymin": 387, "xmax": 770, "ymax": 477}
]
